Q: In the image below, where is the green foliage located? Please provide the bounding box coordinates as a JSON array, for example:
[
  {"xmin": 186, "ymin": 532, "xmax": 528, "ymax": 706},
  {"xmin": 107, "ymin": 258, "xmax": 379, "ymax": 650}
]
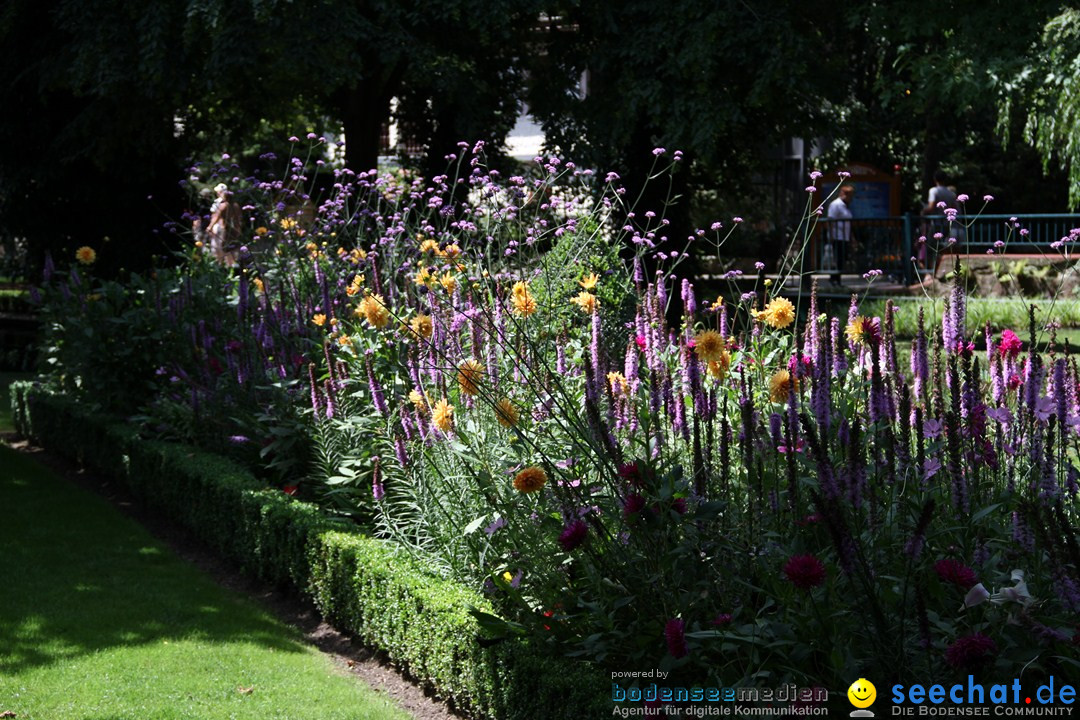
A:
[
  {"xmin": 12, "ymin": 383, "xmax": 609, "ymax": 719},
  {"xmin": 531, "ymin": 2, "xmax": 834, "ymax": 175},
  {"xmin": 1002, "ymin": 8, "xmax": 1080, "ymax": 209}
]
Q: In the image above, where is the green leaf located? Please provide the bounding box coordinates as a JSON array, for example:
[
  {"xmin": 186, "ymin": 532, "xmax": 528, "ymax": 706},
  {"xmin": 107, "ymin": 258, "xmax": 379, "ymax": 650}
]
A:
[
  {"xmin": 970, "ymin": 503, "xmax": 1002, "ymax": 524},
  {"xmin": 467, "ymin": 606, "xmax": 528, "ymax": 638},
  {"xmin": 463, "ymin": 516, "xmax": 487, "ymax": 535}
]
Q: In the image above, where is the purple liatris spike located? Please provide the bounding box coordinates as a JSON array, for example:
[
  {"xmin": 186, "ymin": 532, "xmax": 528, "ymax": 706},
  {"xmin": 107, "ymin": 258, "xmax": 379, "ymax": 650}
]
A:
[
  {"xmin": 681, "ymin": 278, "xmax": 696, "ymax": 317},
  {"xmin": 1054, "ymin": 575, "xmax": 1080, "ymax": 613},
  {"xmin": 366, "ymin": 354, "xmax": 388, "ymax": 417},
  {"xmin": 831, "ymin": 318, "xmax": 847, "ymax": 377},
  {"xmin": 990, "ymin": 352, "xmax": 1004, "ymax": 406},
  {"xmin": 394, "ymin": 435, "xmax": 409, "ymax": 468},
  {"xmin": 671, "ymin": 371, "xmax": 688, "ymax": 441},
  {"xmin": 649, "ymin": 366, "xmax": 663, "ymax": 418},
  {"xmin": 625, "ymin": 341, "xmax": 640, "ymax": 394},
  {"xmin": 308, "ymin": 363, "xmax": 322, "ymax": 415},
  {"xmin": 323, "ymin": 340, "xmax": 338, "ymax": 388},
  {"xmin": 912, "ymin": 308, "xmax": 929, "ymax": 402},
  {"xmin": 1055, "ymin": 358, "xmax": 1068, "ymax": 425},
  {"xmin": 633, "ymin": 256, "xmax": 645, "ymax": 287},
  {"xmin": 664, "ymin": 618, "xmax": 688, "ymax": 659},
  {"xmin": 1012, "ymin": 512, "xmax": 1034, "ymax": 553},
  {"xmin": 769, "ymin": 412, "xmax": 783, "ymax": 448},
  {"xmin": 903, "ymin": 499, "xmax": 935, "ymax": 560},
  {"xmin": 372, "ymin": 456, "xmax": 385, "ymax": 500},
  {"xmin": 1025, "ymin": 356, "xmax": 1043, "ymax": 411},
  {"xmin": 324, "ymin": 379, "xmax": 336, "ymax": 419},
  {"xmin": 811, "ymin": 363, "xmax": 831, "ymax": 432},
  {"xmin": 805, "ymin": 281, "xmax": 819, "ymax": 359},
  {"xmin": 942, "ymin": 297, "xmax": 956, "ymax": 355},
  {"xmin": 950, "ymin": 280, "xmax": 966, "ymax": 348},
  {"xmin": 400, "ymin": 407, "xmax": 416, "ymax": 441}
]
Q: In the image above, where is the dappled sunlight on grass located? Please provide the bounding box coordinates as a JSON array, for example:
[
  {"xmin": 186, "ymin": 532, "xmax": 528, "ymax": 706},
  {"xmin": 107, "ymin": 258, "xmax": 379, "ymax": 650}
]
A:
[{"xmin": 0, "ymin": 446, "xmax": 408, "ymax": 720}]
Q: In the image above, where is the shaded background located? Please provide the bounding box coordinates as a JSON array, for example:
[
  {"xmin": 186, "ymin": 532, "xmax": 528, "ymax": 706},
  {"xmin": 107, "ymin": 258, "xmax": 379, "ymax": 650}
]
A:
[{"xmin": 2, "ymin": 0, "xmax": 1079, "ymax": 278}]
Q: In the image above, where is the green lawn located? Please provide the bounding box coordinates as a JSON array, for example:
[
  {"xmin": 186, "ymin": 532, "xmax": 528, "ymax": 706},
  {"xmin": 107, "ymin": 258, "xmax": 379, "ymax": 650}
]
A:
[{"xmin": 0, "ymin": 445, "xmax": 409, "ymax": 720}]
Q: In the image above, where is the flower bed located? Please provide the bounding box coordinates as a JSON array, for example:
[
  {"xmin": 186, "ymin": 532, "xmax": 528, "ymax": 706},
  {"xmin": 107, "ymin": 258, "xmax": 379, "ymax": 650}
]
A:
[{"xmin": 23, "ymin": 143, "xmax": 1080, "ymax": 696}]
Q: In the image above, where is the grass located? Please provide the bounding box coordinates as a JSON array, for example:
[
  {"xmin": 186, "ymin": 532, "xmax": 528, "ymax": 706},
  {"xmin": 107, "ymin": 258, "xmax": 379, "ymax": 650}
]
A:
[
  {"xmin": 0, "ymin": 445, "xmax": 410, "ymax": 720},
  {"xmin": 861, "ymin": 296, "xmax": 1080, "ymax": 339}
]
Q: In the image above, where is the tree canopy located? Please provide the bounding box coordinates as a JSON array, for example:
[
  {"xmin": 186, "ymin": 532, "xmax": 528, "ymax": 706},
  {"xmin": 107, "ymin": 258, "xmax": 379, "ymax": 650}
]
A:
[
  {"xmin": 1002, "ymin": 7, "xmax": 1080, "ymax": 209},
  {"xmin": 1, "ymin": 0, "xmax": 1077, "ymax": 271}
]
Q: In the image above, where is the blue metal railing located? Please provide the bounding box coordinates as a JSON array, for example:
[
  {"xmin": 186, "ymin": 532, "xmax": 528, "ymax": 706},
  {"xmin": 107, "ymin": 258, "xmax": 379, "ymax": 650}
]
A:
[{"xmin": 811, "ymin": 214, "xmax": 1080, "ymax": 285}]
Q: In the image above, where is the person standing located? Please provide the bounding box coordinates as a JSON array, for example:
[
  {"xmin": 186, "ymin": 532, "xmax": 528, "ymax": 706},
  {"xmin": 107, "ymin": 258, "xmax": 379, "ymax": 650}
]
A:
[
  {"xmin": 827, "ymin": 184, "xmax": 855, "ymax": 287},
  {"xmin": 923, "ymin": 170, "xmax": 957, "ymax": 214},
  {"xmin": 923, "ymin": 170, "xmax": 959, "ymax": 275},
  {"xmin": 206, "ymin": 183, "xmax": 243, "ymax": 266}
]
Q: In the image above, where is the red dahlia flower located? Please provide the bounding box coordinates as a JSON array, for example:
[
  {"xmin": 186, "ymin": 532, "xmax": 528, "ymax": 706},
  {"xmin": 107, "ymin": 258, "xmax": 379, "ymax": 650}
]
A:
[
  {"xmin": 783, "ymin": 554, "xmax": 826, "ymax": 590},
  {"xmin": 934, "ymin": 558, "xmax": 978, "ymax": 590},
  {"xmin": 945, "ymin": 633, "xmax": 996, "ymax": 669}
]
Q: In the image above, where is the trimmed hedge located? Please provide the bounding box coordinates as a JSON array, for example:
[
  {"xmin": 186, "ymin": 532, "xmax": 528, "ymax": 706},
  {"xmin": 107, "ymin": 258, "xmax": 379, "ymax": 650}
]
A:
[{"xmin": 9, "ymin": 382, "xmax": 609, "ymax": 719}]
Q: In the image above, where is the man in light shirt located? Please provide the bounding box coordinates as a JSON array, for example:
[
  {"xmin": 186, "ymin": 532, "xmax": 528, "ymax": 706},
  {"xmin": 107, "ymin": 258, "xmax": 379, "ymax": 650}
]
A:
[{"xmin": 827, "ymin": 184, "xmax": 854, "ymax": 287}]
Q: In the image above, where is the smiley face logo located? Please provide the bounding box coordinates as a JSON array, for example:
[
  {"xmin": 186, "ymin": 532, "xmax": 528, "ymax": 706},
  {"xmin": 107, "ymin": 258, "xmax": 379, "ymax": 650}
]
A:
[{"xmin": 847, "ymin": 678, "xmax": 877, "ymax": 709}]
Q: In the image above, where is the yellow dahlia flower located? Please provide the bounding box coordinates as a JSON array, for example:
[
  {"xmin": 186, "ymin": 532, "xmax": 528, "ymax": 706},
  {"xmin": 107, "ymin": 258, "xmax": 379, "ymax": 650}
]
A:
[
  {"xmin": 75, "ymin": 246, "xmax": 96, "ymax": 265},
  {"xmin": 494, "ymin": 397, "xmax": 520, "ymax": 428},
  {"xmin": 513, "ymin": 466, "xmax": 547, "ymax": 493},
  {"xmin": 433, "ymin": 398, "xmax": 454, "ymax": 432},
  {"xmin": 456, "ymin": 359, "xmax": 484, "ymax": 396},
  {"xmin": 409, "ymin": 314, "xmax": 433, "ymax": 340},
  {"xmin": 409, "ymin": 389, "xmax": 429, "ymax": 416},
  {"xmin": 570, "ymin": 291, "xmax": 598, "ymax": 314},
  {"xmin": 769, "ymin": 370, "xmax": 798, "ymax": 403},
  {"xmin": 511, "ymin": 281, "xmax": 537, "ymax": 317},
  {"xmin": 359, "ymin": 294, "xmax": 390, "ymax": 329},
  {"xmin": 693, "ymin": 330, "xmax": 726, "ymax": 363},
  {"xmin": 759, "ymin": 297, "xmax": 796, "ymax": 329}
]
